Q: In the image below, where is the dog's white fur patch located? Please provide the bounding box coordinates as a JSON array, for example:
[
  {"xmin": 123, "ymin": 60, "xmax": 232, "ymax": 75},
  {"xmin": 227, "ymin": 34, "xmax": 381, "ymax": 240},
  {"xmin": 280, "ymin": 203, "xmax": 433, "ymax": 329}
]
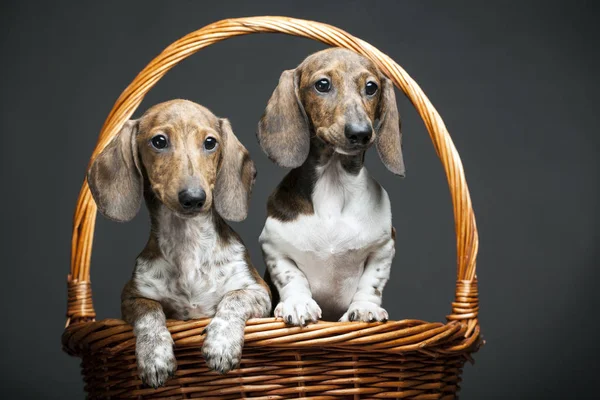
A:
[
  {"xmin": 133, "ymin": 314, "xmax": 176, "ymax": 388},
  {"xmin": 135, "ymin": 209, "xmax": 262, "ymax": 320},
  {"xmin": 132, "ymin": 206, "xmax": 271, "ymax": 377},
  {"xmin": 260, "ymin": 154, "xmax": 395, "ymax": 322}
]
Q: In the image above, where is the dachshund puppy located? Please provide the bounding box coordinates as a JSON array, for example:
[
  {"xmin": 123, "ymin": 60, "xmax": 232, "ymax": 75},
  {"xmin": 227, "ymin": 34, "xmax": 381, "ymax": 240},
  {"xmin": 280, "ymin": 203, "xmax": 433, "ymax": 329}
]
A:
[
  {"xmin": 88, "ymin": 99, "xmax": 271, "ymax": 388},
  {"xmin": 258, "ymin": 48, "xmax": 404, "ymax": 325}
]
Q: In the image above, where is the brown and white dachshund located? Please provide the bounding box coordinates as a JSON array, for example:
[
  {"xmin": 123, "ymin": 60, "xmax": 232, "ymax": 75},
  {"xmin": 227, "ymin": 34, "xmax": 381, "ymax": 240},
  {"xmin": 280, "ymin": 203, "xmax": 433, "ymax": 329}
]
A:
[
  {"xmin": 258, "ymin": 48, "xmax": 404, "ymax": 324},
  {"xmin": 88, "ymin": 99, "xmax": 271, "ymax": 387}
]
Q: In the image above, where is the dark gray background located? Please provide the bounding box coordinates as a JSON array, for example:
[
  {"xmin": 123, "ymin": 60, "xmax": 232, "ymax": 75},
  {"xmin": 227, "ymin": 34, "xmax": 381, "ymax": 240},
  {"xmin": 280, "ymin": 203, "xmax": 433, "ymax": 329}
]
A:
[{"xmin": 1, "ymin": 1, "xmax": 598, "ymax": 398}]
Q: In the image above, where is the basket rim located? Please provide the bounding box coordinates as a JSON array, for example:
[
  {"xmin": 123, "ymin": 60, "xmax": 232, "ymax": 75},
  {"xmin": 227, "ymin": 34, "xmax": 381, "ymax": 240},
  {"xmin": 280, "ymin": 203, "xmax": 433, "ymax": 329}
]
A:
[{"xmin": 63, "ymin": 316, "xmax": 482, "ymax": 360}]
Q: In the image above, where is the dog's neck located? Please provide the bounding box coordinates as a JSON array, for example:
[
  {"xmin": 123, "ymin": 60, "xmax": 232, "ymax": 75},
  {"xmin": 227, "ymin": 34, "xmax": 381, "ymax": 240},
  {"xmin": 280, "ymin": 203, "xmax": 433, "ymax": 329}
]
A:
[
  {"xmin": 304, "ymin": 137, "xmax": 366, "ymax": 176},
  {"xmin": 300, "ymin": 138, "xmax": 367, "ymax": 192},
  {"xmin": 300, "ymin": 138, "xmax": 370, "ymax": 214},
  {"xmin": 143, "ymin": 189, "xmax": 238, "ymax": 267},
  {"xmin": 154, "ymin": 206, "xmax": 218, "ymax": 248}
]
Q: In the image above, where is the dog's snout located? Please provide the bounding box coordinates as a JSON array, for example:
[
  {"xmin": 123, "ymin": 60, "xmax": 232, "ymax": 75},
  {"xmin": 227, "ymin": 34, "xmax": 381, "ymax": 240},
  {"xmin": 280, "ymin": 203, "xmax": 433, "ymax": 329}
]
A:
[
  {"xmin": 178, "ymin": 189, "xmax": 206, "ymax": 211},
  {"xmin": 344, "ymin": 123, "xmax": 372, "ymax": 145}
]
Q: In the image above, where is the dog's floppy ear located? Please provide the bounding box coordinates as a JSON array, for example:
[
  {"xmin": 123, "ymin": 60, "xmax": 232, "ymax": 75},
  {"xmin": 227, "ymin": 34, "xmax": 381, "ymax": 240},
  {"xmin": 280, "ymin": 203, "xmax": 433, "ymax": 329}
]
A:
[
  {"xmin": 375, "ymin": 76, "xmax": 405, "ymax": 177},
  {"xmin": 87, "ymin": 120, "xmax": 143, "ymax": 222},
  {"xmin": 215, "ymin": 118, "xmax": 257, "ymax": 222},
  {"xmin": 258, "ymin": 69, "xmax": 310, "ymax": 168}
]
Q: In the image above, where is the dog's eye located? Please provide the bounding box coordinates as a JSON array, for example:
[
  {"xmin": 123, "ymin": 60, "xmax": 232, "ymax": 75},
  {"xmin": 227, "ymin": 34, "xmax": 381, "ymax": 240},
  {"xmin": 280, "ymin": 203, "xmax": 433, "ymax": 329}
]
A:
[
  {"xmin": 204, "ymin": 137, "xmax": 218, "ymax": 151},
  {"xmin": 365, "ymin": 81, "xmax": 378, "ymax": 96},
  {"xmin": 315, "ymin": 79, "xmax": 331, "ymax": 93},
  {"xmin": 151, "ymin": 135, "xmax": 168, "ymax": 150}
]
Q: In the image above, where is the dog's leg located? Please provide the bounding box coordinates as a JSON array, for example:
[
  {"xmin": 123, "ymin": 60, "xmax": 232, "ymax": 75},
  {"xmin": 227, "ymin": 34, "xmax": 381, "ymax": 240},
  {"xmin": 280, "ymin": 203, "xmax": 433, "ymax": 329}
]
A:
[
  {"xmin": 262, "ymin": 241, "xmax": 322, "ymax": 326},
  {"xmin": 339, "ymin": 234, "xmax": 395, "ymax": 322},
  {"xmin": 122, "ymin": 281, "xmax": 176, "ymax": 388},
  {"xmin": 202, "ymin": 286, "xmax": 270, "ymax": 373}
]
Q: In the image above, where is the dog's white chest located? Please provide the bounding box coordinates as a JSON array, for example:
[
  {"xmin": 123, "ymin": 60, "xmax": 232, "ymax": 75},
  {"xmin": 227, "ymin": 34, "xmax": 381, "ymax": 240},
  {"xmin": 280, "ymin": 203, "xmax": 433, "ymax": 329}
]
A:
[
  {"xmin": 135, "ymin": 256, "xmax": 226, "ymax": 320},
  {"xmin": 262, "ymin": 166, "xmax": 392, "ymax": 317},
  {"xmin": 289, "ymin": 213, "xmax": 376, "ymax": 304},
  {"xmin": 135, "ymin": 214, "xmax": 247, "ymax": 320}
]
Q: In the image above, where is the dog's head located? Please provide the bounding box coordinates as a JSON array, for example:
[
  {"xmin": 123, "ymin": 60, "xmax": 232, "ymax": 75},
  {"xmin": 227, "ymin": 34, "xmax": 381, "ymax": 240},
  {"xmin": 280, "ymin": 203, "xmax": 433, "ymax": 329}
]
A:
[
  {"xmin": 88, "ymin": 99, "xmax": 256, "ymax": 222},
  {"xmin": 258, "ymin": 48, "xmax": 404, "ymax": 176}
]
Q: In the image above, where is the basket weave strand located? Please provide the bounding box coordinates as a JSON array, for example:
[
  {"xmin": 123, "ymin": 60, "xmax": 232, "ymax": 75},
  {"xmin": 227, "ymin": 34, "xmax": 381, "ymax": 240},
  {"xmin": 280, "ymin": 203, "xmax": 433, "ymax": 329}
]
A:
[{"xmin": 63, "ymin": 16, "xmax": 482, "ymax": 399}]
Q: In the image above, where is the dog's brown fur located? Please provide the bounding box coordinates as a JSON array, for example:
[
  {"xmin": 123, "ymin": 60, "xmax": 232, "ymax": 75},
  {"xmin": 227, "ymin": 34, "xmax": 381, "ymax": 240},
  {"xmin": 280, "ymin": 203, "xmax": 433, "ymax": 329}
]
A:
[
  {"xmin": 88, "ymin": 99, "xmax": 271, "ymax": 388},
  {"xmin": 259, "ymin": 48, "xmax": 404, "ymax": 224},
  {"xmin": 258, "ymin": 49, "xmax": 402, "ymax": 324},
  {"xmin": 258, "ymin": 48, "xmax": 404, "ymax": 176}
]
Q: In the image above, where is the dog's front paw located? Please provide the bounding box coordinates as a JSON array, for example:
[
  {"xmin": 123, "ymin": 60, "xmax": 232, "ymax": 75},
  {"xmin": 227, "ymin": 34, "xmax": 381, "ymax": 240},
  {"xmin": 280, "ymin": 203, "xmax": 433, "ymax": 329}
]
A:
[
  {"xmin": 274, "ymin": 296, "xmax": 322, "ymax": 326},
  {"xmin": 135, "ymin": 329, "xmax": 177, "ymax": 388},
  {"xmin": 202, "ymin": 319, "xmax": 244, "ymax": 374},
  {"xmin": 339, "ymin": 302, "xmax": 388, "ymax": 322}
]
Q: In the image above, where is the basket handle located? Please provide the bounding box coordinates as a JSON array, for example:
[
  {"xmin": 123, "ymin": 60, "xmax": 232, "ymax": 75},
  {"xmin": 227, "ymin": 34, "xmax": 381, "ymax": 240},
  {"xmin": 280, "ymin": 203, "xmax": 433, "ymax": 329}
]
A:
[{"xmin": 66, "ymin": 16, "xmax": 479, "ymax": 329}]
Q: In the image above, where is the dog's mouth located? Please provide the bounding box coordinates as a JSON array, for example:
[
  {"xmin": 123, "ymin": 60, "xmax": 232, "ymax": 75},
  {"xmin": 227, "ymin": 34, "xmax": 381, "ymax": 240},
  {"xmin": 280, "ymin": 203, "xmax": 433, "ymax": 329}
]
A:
[
  {"xmin": 177, "ymin": 198, "xmax": 212, "ymax": 218},
  {"xmin": 334, "ymin": 147, "xmax": 363, "ymax": 156},
  {"xmin": 155, "ymin": 193, "xmax": 212, "ymax": 220},
  {"xmin": 316, "ymin": 126, "xmax": 374, "ymax": 154},
  {"xmin": 167, "ymin": 204, "xmax": 214, "ymax": 221},
  {"xmin": 175, "ymin": 208, "xmax": 206, "ymax": 219},
  {"xmin": 328, "ymin": 139, "xmax": 373, "ymax": 155}
]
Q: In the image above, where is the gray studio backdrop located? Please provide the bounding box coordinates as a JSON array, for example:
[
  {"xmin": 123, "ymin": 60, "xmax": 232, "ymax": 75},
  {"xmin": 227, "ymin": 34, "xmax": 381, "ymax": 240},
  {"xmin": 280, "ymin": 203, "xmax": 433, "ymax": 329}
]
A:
[{"xmin": 1, "ymin": 1, "xmax": 598, "ymax": 399}]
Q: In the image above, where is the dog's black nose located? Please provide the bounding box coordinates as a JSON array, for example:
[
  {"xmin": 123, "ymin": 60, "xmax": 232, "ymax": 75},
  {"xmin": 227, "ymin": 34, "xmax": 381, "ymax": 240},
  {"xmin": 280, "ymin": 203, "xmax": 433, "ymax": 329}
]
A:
[
  {"xmin": 344, "ymin": 123, "xmax": 372, "ymax": 145},
  {"xmin": 178, "ymin": 189, "xmax": 206, "ymax": 211}
]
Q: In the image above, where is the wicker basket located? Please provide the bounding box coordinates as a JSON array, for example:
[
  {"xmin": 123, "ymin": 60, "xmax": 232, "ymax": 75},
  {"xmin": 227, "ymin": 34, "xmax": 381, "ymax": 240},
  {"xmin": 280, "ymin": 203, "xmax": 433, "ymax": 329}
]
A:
[{"xmin": 62, "ymin": 16, "xmax": 482, "ymax": 399}]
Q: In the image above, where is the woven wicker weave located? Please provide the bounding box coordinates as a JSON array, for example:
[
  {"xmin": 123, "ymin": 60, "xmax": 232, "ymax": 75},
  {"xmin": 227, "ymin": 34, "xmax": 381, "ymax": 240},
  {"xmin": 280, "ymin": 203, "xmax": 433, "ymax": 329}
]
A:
[{"xmin": 62, "ymin": 16, "xmax": 482, "ymax": 399}]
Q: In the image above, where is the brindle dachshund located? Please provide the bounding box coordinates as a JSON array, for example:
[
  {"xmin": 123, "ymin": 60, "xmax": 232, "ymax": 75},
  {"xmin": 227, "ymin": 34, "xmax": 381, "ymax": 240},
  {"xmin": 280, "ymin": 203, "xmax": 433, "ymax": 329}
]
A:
[
  {"xmin": 88, "ymin": 100, "xmax": 271, "ymax": 388},
  {"xmin": 258, "ymin": 48, "xmax": 405, "ymax": 325}
]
